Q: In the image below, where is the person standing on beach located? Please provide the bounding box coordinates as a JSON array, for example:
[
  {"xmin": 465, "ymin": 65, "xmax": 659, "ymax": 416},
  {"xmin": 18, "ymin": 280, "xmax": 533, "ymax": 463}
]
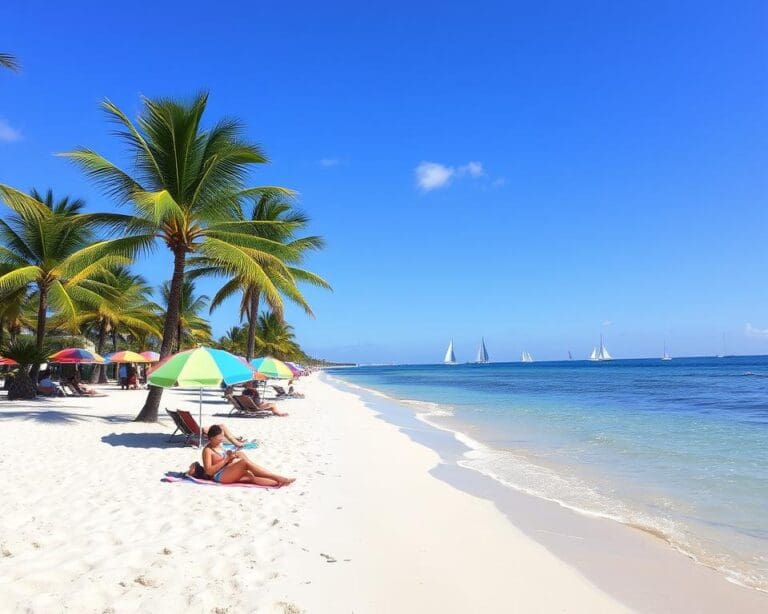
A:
[{"xmin": 118, "ymin": 364, "xmax": 128, "ymax": 390}]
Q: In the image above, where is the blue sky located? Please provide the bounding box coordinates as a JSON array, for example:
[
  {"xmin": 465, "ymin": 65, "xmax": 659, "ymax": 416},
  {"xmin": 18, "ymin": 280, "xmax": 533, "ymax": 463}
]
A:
[{"xmin": 2, "ymin": 1, "xmax": 767, "ymax": 363}]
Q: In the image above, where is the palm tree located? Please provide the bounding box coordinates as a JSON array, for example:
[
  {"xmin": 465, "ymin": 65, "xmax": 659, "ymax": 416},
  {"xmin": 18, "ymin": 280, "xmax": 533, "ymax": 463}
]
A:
[
  {"xmin": 159, "ymin": 279, "xmax": 212, "ymax": 351},
  {"xmin": 190, "ymin": 189, "xmax": 330, "ymax": 360},
  {"xmin": 0, "ymin": 187, "xmax": 129, "ymax": 380},
  {"xmin": 254, "ymin": 312, "xmax": 302, "ymax": 360},
  {"xmin": 0, "ymin": 53, "xmax": 20, "ymax": 72},
  {"xmin": 63, "ymin": 93, "xmax": 300, "ymax": 421},
  {"xmin": 0, "ymin": 263, "xmax": 28, "ymax": 347},
  {"xmin": 62, "ymin": 266, "xmax": 161, "ymax": 383},
  {"xmin": 217, "ymin": 325, "xmax": 247, "ymax": 355}
]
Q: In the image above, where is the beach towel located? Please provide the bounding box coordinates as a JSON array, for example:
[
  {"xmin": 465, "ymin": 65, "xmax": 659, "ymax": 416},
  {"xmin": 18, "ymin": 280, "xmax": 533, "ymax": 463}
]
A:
[
  {"xmin": 223, "ymin": 441, "xmax": 259, "ymax": 450},
  {"xmin": 162, "ymin": 471, "xmax": 279, "ymax": 488}
]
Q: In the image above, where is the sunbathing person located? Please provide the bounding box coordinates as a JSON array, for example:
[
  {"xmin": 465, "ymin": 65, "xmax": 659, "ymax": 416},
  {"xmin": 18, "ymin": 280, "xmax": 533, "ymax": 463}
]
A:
[
  {"xmin": 287, "ymin": 382, "xmax": 305, "ymax": 398},
  {"xmin": 242, "ymin": 382, "xmax": 288, "ymax": 416},
  {"xmin": 201, "ymin": 423, "xmax": 246, "ymax": 447},
  {"xmin": 195, "ymin": 425, "xmax": 295, "ymax": 486},
  {"xmin": 66, "ymin": 372, "xmax": 96, "ymax": 395},
  {"xmin": 37, "ymin": 371, "xmax": 65, "ymax": 396},
  {"xmin": 237, "ymin": 392, "xmax": 288, "ymax": 417}
]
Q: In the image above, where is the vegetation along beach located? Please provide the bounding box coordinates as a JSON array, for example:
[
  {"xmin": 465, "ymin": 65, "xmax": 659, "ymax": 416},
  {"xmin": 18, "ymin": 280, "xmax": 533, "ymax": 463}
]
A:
[{"xmin": 1, "ymin": 3, "xmax": 767, "ymax": 613}]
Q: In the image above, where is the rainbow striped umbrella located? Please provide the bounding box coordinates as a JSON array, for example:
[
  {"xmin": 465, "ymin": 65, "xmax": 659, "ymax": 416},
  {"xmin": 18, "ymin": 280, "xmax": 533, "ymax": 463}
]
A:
[
  {"xmin": 139, "ymin": 351, "xmax": 160, "ymax": 362},
  {"xmin": 49, "ymin": 348, "xmax": 105, "ymax": 364},
  {"xmin": 250, "ymin": 356, "xmax": 294, "ymax": 379},
  {"xmin": 236, "ymin": 356, "xmax": 268, "ymax": 381},
  {"xmin": 149, "ymin": 347, "xmax": 256, "ymax": 445},
  {"xmin": 285, "ymin": 361, "xmax": 304, "ymax": 376},
  {"xmin": 107, "ymin": 350, "xmax": 151, "ymax": 363}
]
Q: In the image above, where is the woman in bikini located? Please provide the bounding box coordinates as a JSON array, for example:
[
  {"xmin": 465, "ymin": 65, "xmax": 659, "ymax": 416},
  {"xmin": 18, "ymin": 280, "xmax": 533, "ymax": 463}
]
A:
[{"xmin": 199, "ymin": 425, "xmax": 295, "ymax": 486}]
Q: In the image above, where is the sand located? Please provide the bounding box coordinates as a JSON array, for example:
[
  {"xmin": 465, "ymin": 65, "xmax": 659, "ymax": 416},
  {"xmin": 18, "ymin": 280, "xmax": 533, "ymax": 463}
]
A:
[{"xmin": 0, "ymin": 373, "xmax": 765, "ymax": 613}]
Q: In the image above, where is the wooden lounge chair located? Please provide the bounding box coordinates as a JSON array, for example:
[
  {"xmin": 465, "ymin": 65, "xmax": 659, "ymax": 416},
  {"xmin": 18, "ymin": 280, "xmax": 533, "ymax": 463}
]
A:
[
  {"xmin": 177, "ymin": 410, "xmax": 207, "ymax": 443},
  {"xmin": 166, "ymin": 409, "xmax": 195, "ymax": 445},
  {"xmin": 232, "ymin": 394, "xmax": 273, "ymax": 416},
  {"xmin": 225, "ymin": 392, "xmax": 245, "ymax": 414}
]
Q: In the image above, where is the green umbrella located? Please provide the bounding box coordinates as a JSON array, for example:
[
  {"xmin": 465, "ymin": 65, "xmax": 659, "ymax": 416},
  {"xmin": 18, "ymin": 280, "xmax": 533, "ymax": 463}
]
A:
[
  {"xmin": 250, "ymin": 356, "xmax": 295, "ymax": 379},
  {"xmin": 149, "ymin": 347, "xmax": 255, "ymax": 446}
]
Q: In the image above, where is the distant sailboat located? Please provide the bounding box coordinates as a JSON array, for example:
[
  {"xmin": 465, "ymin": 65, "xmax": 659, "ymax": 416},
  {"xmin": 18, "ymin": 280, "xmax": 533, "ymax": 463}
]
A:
[
  {"xmin": 521, "ymin": 351, "xmax": 533, "ymax": 363},
  {"xmin": 662, "ymin": 343, "xmax": 672, "ymax": 361},
  {"xmin": 568, "ymin": 350, "xmax": 573, "ymax": 360},
  {"xmin": 717, "ymin": 333, "xmax": 733, "ymax": 358},
  {"xmin": 475, "ymin": 338, "xmax": 489, "ymax": 364},
  {"xmin": 590, "ymin": 335, "xmax": 612, "ymax": 361},
  {"xmin": 443, "ymin": 340, "xmax": 457, "ymax": 365}
]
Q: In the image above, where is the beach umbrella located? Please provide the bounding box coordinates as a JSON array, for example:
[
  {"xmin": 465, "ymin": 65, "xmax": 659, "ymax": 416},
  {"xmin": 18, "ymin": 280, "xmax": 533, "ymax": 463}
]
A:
[
  {"xmin": 139, "ymin": 351, "xmax": 160, "ymax": 362},
  {"xmin": 250, "ymin": 356, "xmax": 295, "ymax": 380},
  {"xmin": 148, "ymin": 347, "xmax": 256, "ymax": 446},
  {"xmin": 107, "ymin": 350, "xmax": 151, "ymax": 363},
  {"xmin": 49, "ymin": 348, "xmax": 105, "ymax": 364},
  {"xmin": 284, "ymin": 361, "xmax": 304, "ymax": 376},
  {"xmin": 0, "ymin": 356, "xmax": 18, "ymax": 366},
  {"xmin": 236, "ymin": 356, "xmax": 268, "ymax": 381}
]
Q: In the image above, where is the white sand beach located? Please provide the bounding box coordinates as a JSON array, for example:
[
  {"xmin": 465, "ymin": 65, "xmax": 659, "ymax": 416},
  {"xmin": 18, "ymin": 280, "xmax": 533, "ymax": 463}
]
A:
[{"xmin": 1, "ymin": 374, "xmax": 767, "ymax": 613}]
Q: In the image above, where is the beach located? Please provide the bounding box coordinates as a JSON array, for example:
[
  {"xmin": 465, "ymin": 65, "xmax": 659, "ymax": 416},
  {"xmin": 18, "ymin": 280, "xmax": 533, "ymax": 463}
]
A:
[{"xmin": 1, "ymin": 373, "xmax": 766, "ymax": 613}]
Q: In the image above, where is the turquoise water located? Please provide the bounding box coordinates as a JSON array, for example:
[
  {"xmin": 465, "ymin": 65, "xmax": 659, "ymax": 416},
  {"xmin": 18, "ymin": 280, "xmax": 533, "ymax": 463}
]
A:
[{"xmin": 328, "ymin": 357, "xmax": 768, "ymax": 592}]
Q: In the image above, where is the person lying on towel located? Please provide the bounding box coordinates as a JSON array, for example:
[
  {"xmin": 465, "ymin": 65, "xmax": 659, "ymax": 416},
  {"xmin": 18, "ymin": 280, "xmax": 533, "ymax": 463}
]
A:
[{"xmin": 189, "ymin": 425, "xmax": 295, "ymax": 486}]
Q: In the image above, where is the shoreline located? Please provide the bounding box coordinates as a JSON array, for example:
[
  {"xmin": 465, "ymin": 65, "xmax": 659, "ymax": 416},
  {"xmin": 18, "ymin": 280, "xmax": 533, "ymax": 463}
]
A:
[
  {"xmin": 2, "ymin": 374, "xmax": 766, "ymax": 612},
  {"xmin": 319, "ymin": 372, "xmax": 768, "ymax": 612}
]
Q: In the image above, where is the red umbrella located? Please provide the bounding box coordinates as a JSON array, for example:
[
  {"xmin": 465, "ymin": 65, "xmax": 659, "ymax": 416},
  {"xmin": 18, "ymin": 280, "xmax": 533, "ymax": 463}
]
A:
[{"xmin": 0, "ymin": 356, "xmax": 18, "ymax": 366}]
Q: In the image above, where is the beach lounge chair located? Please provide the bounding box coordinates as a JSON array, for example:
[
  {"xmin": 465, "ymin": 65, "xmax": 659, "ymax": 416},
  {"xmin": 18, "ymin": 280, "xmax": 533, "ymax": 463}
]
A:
[
  {"xmin": 271, "ymin": 385, "xmax": 289, "ymax": 398},
  {"xmin": 232, "ymin": 394, "xmax": 273, "ymax": 416},
  {"xmin": 177, "ymin": 410, "xmax": 207, "ymax": 442},
  {"xmin": 166, "ymin": 409, "xmax": 195, "ymax": 445},
  {"xmin": 61, "ymin": 381, "xmax": 82, "ymax": 396},
  {"xmin": 225, "ymin": 392, "xmax": 245, "ymax": 414}
]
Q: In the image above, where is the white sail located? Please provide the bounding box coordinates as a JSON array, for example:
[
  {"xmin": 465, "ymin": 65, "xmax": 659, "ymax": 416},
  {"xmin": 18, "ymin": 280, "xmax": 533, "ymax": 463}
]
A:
[
  {"xmin": 521, "ymin": 351, "xmax": 533, "ymax": 363},
  {"xmin": 597, "ymin": 334, "xmax": 612, "ymax": 361},
  {"xmin": 662, "ymin": 343, "xmax": 671, "ymax": 361},
  {"xmin": 444, "ymin": 340, "xmax": 456, "ymax": 364},
  {"xmin": 476, "ymin": 338, "xmax": 489, "ymax": 363},
  {"xmin": 589, "ymin": 347, "xmax": 599, "ymax": 361}
]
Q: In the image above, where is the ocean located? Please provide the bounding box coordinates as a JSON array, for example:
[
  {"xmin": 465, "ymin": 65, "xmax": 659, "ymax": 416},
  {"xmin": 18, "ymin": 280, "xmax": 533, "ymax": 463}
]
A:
[{"xmin": 327, "ymin": 356, "xmax": 768, "ymax": 592}]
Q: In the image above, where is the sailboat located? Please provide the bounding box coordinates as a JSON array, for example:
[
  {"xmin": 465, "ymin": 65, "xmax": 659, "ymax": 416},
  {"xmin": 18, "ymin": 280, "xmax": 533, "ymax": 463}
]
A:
[
  {"xmin": 475, "ymin": 338, "xmax": 489, "ymax": 364},
  {"xmin": 521, "ymin": 351, "xmax": 533, "ymax": 363},
  {"xmin": 662, "ymin": 343, "xmax": 672, "ymax": 361},
  {"xmin": 443, "ymin": 340, "xmax": 457, "ymax": 365},
  {"xmin": 590, "ymin": 335, "xmax": 612, "ymax": 361},
  {"xmin": 568, "ymin": 350, "xmax": 573, "ymax": 360}
]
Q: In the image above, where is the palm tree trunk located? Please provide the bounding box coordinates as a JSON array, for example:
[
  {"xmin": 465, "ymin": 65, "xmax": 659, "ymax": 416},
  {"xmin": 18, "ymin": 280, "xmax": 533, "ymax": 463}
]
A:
[
  {"xmin": 91, "ymin": 320, "xmax": 108, "ymax": 383},
  {"xmin": 30, "ymin": 283, "xmax": 48, "ymax": 383},
  {"xmin": 246, "ymin": 291, "xmax": 260, "ymax": 361},
  {"xmin": 135, "ymin": 249, "xmax": 186, "ymax": 422}
]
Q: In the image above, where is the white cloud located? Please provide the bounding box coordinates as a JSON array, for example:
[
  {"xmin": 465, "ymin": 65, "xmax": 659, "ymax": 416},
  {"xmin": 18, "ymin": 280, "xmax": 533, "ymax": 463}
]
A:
[
  {"xmin": 491, "ymin": 177, "xmax": 506, "ymax": 188},
  {"xmin": 319, "ymin": 158, "xmax": 339, "ymax": 167},
  {"xmin": 0, "ymin": 119, "xmax": 21, "ymax": 142},
  {"xmin": 602, "ymin": 320, "xmax": 614, "ymax": 327},
  {"xmin": 459, "ymin": 161, "xmax": 484, "ymax": 177},
  {"xmin": 745, "ymin": 323, "xmax": 768, "ymax": 338},
  {"xmin": 415, "ymin": 162, "xmax": 455, "ymax": 191}
]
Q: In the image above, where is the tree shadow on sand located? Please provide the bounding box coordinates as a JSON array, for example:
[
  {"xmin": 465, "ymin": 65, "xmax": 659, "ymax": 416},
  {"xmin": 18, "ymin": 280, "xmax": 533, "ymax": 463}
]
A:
[
  {"xmin": 0, "ymin": 409, "xmax": 132, "ymax": 424},
  {"xmin": 101, "ymin": 432, "xmax": 191, "ymax": 449}
]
